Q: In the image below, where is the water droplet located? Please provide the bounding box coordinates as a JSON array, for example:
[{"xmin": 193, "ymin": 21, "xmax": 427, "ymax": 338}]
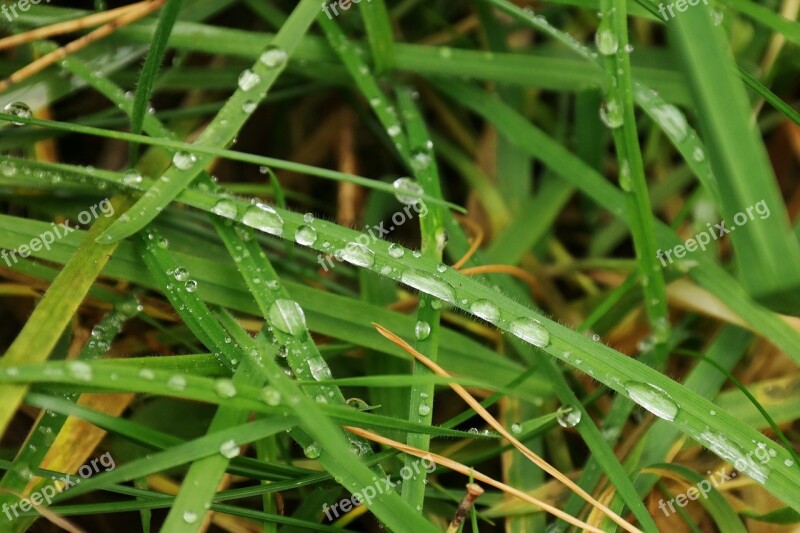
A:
[
  {"xmin": 214, "ymin": 379, "xmax": 237, "ymax": 398},
  {"xmin": 168, "ymin": 375, "xmax": 187, "ymax": 391},
  {"xmin": 268, "ymin": 299, "xmax": 307, "ymax": 336},
  {"xmin": 242, "ymin": 101, "xmax": 257, "ymax": 113},
  {"xmin": 556, "ymin": 405, "xmax": 582, "ymax": 427},
  {"xmin": 219, "ymin": 439, "xmax": 241, "ymax": 458},
  {"xmin": 392, "ymin": 177, "xmax": 424, "ymax": 205},
  {"xmin": 3, "ymin": 102, "xmax": 32, "ymax": 125},
  {"xmin": 238, "ymin": 69, "xmax": 261, "ymax": 91},
  {"xmin": 619, "ymin": 160, "xmax": 632, "ymax": 191},
  {"xmin": 600, "ymin": 99, "xmax": 624, "ymax": 128},
  {"xmin": 511, "ymin": 423, "xmax": 522, "ymax": 435},
  {"xmin": 123, "ymin": 168, "xmax": 143, "ymax": 186},
  {"xmin": 183, "ymin": 511, "xmax": 198, "ymax": 524},
  {"xmin": 650, "ymin": 104, "xmax": 688, "ymax": 142},
  {"xmin": 347, "ymin": 398, "xmax": 370, "ymax": 410},
  {"xmin": 340, "ymin": 243, "xmax": 375, "ymax": 268},
  {"xmin": 785, "ymin": 459, "xmax": 794, "ymax": 467},
  {"xmin": 294, "ymin": 225, "xmax": 317, "ymax": 246},
  {"xmin": 242, "ymin": 203, "xmax": 284, "ymax": 236},
  {"xmin": 304, "ymin": 442, "xmax": 322, "ymax": 459},
  {"xmin": 400, "ymin": 270, "xmax": 456, "ymax": 304},
  {"xmin": 260, "ymin": 46, "xmax": 288, "ymax": 68},
  {"xmin": 509, "ymin": 318, "xmax": 550, "ymax": 348},
  {"xmin": 174, "ymin": 267, "xmax": 189, "ymax": 281},
  {"xmin": 173, "ymin": 151, "xmax": 197, "ymax": 170},
  {"xmin": 415, "ymin": 321, "xmax": 431, "ymax": 340},
  {"xmin": 595, "ymin": 26, "xmax": 618, "ymax": 55},
  {"xmin": 388, "ymin": 243, "xmax": 405, "ymax": 258},
  {"xmin": 212, "ymin": 199, "xmax": 238, "ymax": 219},
  {"xmin": 387, "ymin": 124, "xmax": 402, "ymax": 137},
  {"xmin": 260, "ymin": 386, "xmax": 281, "ymax": 406},
  {"xmin": 624, "ymin": 43, "xmax": 634, "ymax": 53},
  {"xmin": 470, "ymin": 300, "xmax": 500, "ymax": 322},
  {"xmin": 624, "ymin": 382, "xmax": 678, "ymax": 421},
  {"xmin": 418, "ymin": 403, "xmax": 431, "ymax": 416},
  {"xmin": 184, "ymin": 279, "xmax": 197, "ymax": 292},
  {"xmin": 139, "ymin": 368, "xmax": 155, "ymax": 380},
  {"xmin": 693, "ymin": 146, "xmax": 705, "ymax": 162},
  {"xmin": 308, "ymin": 359, "xmax": 332, "ymax": 381}
]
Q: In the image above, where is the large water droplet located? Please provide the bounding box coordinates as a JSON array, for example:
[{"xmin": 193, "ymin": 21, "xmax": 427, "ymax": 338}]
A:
[
  {"xmin": 260, "ymin": 46, "xmax": 288, "ymax": 68},
  {"xmin": 3, "ymin": 102, "xmax": 32, "ymax": 125},
  {"xmin": 624, "ymin": 382, "xmax": 678, "ymax": 421},
  {"xmin": 295, "ymin": 225, "xmax": 317, "ymax": 246},
  {"xmin": 173, "ymin": 151, "xmax": 197, "ymax": 170},
  {"xmin": 392, "ymin": 177, "xmax": 424, "ymax": 205},
  {"xmin": 242, "ymin": 203, "xmax": 284, "ymax": 236},
  {"xmin": 268, "ymin": 299, "xmax": 307, "ymax": 336},
  {"xmin": 340, "ymin": 243, "xmax": 375, "ymax": 268},
  {"xmin": 308, "ymin": 359, "xmax": 332, "ymax": 381},
  {"xmin": 174, "ymin": 267, "xmax": 189, "ymax": 281},
  {"xmin": 556, "ymin": 405, "xmax": 582, "ymax": 428},
  {"xmin": 211, "ymin": 199, "xmax": 238, "ymax": 219},
  {"xmin": 509, "ymin": 318, "xmax": 550, "ymax": 348},
  {"xmin": 470, "ymin": 300, "xmax": 500, "ymax": 323},
  {"xmin": 400, "ymin": 270, "xmax": 456, "ymax": 304},
  {"xmin": 418, "ymin": 403, "xmax": 431, "ymax": 416},
  {"xmin": 238, "ymin": 69, "xmax": 261, "ymax": 91},
  {"xmin": 183, "ymin": 511, "xmax": 198, "ymax": 524}
]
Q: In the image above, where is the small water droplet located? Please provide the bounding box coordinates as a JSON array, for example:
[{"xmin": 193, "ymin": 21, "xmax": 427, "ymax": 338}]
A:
[
  {"xmin": 511, "ymin": 423, "xmax": 522, "ymax": 435},
  {"xmin": 388, "ymin": 243, "xmax": 405, "ymax": 258},
  {"xmin": 392, "ymin": 177, "xmax": 424, "ymax": 205},
  {"xmin": 123, "ymin": 168, "xmax": 143, "ymax": 186},
  {"xmin": 173, "ymin": 151, "xmax": 197, "ymax": 170},
  {"xmin": 470, "ymin": 300, "xmax": 500, "ymax": 323},
  {"xmin": 624, "ymin": 382, "xmax": 678, "ymax": 421},
  {"xmin": 67, "ymin": 361, "xmax": 92, "ymax": 381},
  {"xmin": 400, "ymin": 270, "xmax": 456, "ymax": 304},
  {"xmin": 260, "ymin": 45, "xmax": 288, "ymax": 68},
  {"xmin": 184, "ymin": 280, "xmax": 196, "ymax": 292},
  {"xmin": 556, "ymin": 405, "xmax": 582, "ymax": 428},
  {"xmin": 260, "ymin": 386, "xmax": 281, "ymax": 406},
  {"xmin": 183, "ymin": 511, "xmax": 198, "ymax": 524},
  {"xmin": 304, "ymin": 442, "xmax": 322, "ymax": 459},
  {"xmin": 168, "ymin": 375, "xmax": 187, "ymax": 391},
  {"xmin": 214, "ymin": 379, "xmax": 237, "ymax": 398},
  {"xmin": 294, "ymin": 225, "xmax": 318, "ymax": 246},
  {"xmin": 418, "ymin": 403, "xmax": 431, "ymax": 416},
  {"xmin": 651, "ymin": 104, "xmax": 688, "ymax": 142},
  {"xmin": 174, "ymin": 267, "xmax": 189, "ymax": 281},
  {"xmin": 340, "ymin": 243, "xmax": 375, "ymax": 268},
  {"xmin": 509, "ymin": 318, "xmax": 550, "ymax": 348},
  {"xmin": 242, "ymin": 203, "xmax": 284, "ymax": 236},
  {"xmin": 268, "ymin": 299, "xmax": 307, "ymax": 336},
  {"xmin": 415, "ymin": 321, "xmax": 431, "ymax": 340},
  {"xmin": 219, "ymin": 439, "xmax": 241, "ymax": 458},
  {"xmin": 595, "ymin": 26, "xmax": 618, "ymax": 55},
  {"xmin": 212, "ymin": 199, "xmax": 238, "ymax": 219},
  {"xmin": 3, "ymin": 102, "xmax": 32, "ymax": 125},
  {"xmin": 238, "ymin": 69, "xmax": 261, "ymax": 91},
  {"xmin": 600, "ymin": 99, "xmax": 624, "ymax": 128}
]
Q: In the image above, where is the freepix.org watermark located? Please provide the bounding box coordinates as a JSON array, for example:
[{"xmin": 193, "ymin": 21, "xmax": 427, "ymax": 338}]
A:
[
  {"xmin": 322, "ymin": 454, "xmax": 436, "ymax": 520},
  {"xmin": 1, "ymin": 0, "xmax": 53, "ymax": 22},
  {"xmin": 657, "ymin": 0, "xmax": 708, "ymax": 21},
  {"xmin": 1, "ymin": 198, "xmax": 114, "ymax": 267},
  {"xmin": 657, "ymin": 443, "xmax": 773, "ymax": 516},
  {"xmin": 656, "ymin": 199, "xmax": 770, "ymax": 268},
  {"xmin": 321, "ymin": 0, "xmax": 372, "ymax": 20},
  {"xmin": 2, "ymin": 452, "xmax": 115, "ymax": 521},
  {"xmin": 317, "ymin": 201, "xmax": 427, "ymax": 272}
]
